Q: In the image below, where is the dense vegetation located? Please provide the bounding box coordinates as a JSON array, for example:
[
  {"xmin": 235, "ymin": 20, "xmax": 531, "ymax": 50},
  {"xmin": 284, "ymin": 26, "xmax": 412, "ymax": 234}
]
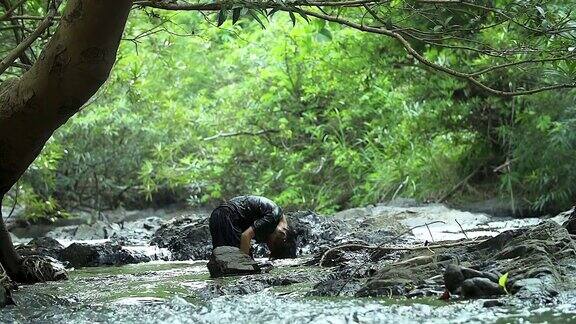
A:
[{"xmin": 2, "ymin": 3, "xmax": 576, "ymax": 218}]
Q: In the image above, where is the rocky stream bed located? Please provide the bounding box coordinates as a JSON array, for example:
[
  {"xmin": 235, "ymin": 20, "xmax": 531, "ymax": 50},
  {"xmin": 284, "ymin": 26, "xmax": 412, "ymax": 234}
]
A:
[{"xmin": 3, "ymin": 201, "xmax": 576, "ymax": 323}]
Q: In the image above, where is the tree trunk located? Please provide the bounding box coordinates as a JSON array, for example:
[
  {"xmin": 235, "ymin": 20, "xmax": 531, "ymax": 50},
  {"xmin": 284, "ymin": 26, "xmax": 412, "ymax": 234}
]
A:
[
  {"xmin": 0, "ymin": 195, "xmax": 22, "ymax": 281},
  {"xmin": 0, "ymin": 0, "xmax": 132, "ymax": 281}
]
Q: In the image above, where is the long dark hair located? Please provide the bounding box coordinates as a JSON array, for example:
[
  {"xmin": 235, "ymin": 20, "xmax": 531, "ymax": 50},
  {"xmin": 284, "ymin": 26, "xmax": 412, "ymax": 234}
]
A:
[{"xmin": 269, "ymin": 226, "xmax": 297, "ymax": 259}]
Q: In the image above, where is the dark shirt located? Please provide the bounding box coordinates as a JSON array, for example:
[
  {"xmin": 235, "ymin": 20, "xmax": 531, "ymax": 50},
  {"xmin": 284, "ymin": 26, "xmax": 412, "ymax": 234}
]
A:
[{"xmin": 222, "ymin": 195, "xmax": 282, "ymax": 242}]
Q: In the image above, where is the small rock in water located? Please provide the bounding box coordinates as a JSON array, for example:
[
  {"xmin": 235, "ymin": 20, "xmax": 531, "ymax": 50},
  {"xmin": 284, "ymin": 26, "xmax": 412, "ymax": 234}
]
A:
[
  {"xmin": 483, "ymin": 299, "xmax": 505, "ymax": 308},
  {"xmin": 207, "ymin": 246, "xmax": 261, "ymax": 278},
  {"xmin": 461, "ymin": 277, "xmax": 505, "ymax": 298}
]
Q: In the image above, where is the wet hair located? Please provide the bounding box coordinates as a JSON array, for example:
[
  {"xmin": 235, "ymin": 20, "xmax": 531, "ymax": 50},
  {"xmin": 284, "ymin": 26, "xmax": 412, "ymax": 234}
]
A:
[{"xmin": 269, "ymin": 226, "xmax": 297, "ymax": 259}]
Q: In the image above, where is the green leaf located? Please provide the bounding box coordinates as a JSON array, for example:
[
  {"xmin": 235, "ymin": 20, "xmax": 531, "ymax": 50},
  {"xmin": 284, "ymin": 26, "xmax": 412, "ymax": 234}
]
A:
[
  {"xmin": 232, "ymin": 8, "xmax": 242, "ymax": 25},
  {"xmin": 217, "ymin": 9, "xmax": 228, "ymax": 27},
  {"xmin": 268, "ymin": 8, "xmax": 280, "ymax": 17},
  {"xmin": 249, "ymin": 10, "xmax": 266, "ymax": 29},
  {"xmin": 296, "ymin": 10, "xmax": 310, "ymax": 23},
  {"xmin": 536, "ymin": 6, "xmax": 545, "ymax": 18},
  {"xmin": 315, "ymin": 27, "xmax": 332, "ymax": 42},
  {"xmin": 289, "ymin": 11, "xmax": 296, "ymax": 27},
  {"xmin": 499, "ymin": 272, "xmax": 509, "ymax": 294}
]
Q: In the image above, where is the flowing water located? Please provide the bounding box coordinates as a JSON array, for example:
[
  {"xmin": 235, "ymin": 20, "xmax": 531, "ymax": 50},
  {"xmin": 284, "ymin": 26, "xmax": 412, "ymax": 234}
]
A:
[
  {"xmin": 3, "ymin": 260, "xmax": 576, "ymax": 323},
  {"xmin": 4, "ymin": 203, "xmax": 576, "ymax": 323}
]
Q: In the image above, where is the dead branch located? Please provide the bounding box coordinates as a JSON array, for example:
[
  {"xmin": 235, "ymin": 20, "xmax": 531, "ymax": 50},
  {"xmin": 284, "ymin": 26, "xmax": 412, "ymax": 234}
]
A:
[
  {"xmin": 203, "ymin": 129, "xmax": 279, "ymax": 141},
  {"xmin": 437, "ymin": 166, "xmax": 482, "ymax": 203}
]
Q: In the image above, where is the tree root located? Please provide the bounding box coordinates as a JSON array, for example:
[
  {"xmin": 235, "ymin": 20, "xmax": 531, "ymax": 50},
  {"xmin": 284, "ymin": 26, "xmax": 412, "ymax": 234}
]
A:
[
  {"xmin": 0, "ymin": 264, "xmax": 15, "ymax": 306},
  {"xmin": 19, "ymin": 255, "xmax": 68, "ymax": 283}
]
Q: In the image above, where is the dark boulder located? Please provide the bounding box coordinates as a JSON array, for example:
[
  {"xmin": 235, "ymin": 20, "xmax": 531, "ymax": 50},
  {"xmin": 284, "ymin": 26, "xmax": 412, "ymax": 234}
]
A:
[
  {"xmin": 461, "ymin": 277, "xmax": 505, "ymax": 298},
  {"xmin": 443, "ymin": 264, "xmax": 464, "ymax": 293},
  {"xmin": 207, "ymin": 246, "xmax": 260, "ymax": 278},
  {"xmin": 444, "ymin": 264, "xmax": 502, "ymax": 294},
  {"xmin": 150, "ymin": 217, "xmax": 211, "ymax": 260},
  {"xmin": 16, "ymin": 237, "xmax": 64, "ymax": 260},
  {"xmin": 60, "ymin": 242, "xmax": 151, "ymax": 268}
]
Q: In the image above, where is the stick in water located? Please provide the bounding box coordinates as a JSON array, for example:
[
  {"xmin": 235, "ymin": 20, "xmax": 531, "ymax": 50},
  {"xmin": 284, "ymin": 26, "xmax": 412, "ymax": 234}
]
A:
[{"xmin": 455, "ymin": 218, "xmax": 469, "ymax": 240}]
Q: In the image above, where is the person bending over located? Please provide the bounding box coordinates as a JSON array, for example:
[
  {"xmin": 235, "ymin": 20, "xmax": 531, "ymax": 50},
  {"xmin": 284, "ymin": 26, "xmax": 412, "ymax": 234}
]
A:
[{"xmin": 209, "ymin": 195, "xmax": 296, "ymax": 259}]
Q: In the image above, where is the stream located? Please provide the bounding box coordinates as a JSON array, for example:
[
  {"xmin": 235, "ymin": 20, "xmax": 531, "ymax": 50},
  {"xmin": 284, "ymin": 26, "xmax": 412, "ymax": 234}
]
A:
[
  {"xmin": 3, "ymin": 260, "xmax": 576, "ymax": 323},
  {"xmin": 3, "ymin": 201, "xmax": 576, "ymax": 323}
]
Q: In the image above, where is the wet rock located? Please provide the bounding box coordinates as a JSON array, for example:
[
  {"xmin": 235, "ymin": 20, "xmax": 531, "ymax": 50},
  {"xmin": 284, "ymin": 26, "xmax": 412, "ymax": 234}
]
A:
[
  {"xmin": 406, "ymin": 287, "xmax": 444, "ymax": 298},
  {"xmin": 473, "ymin": 229, "xmax": 527, "ymax": 252},
  {"xmin": 443, "ymin": 264, "xmax": 501, "ymax": 294},
  {"xmin": 461, "ymin": 277, "xmax": 504, "ymax": 298},
  {"xmin": 562, "ymin": 206, "xmax": 576, "ymax": 235},
  {"xmin": 511, "ymin": 277, "xmax": 559, "ymax": 302},
  {"xmin": 60, "ymin": 242, "xmax": 151, "ymax": 268},
  {"xmin": 309, "ymin": 278, "xmax": 362, "ymax": 297},
  {"xmin": 262, "ymin": 276, "xmax": 301, "ymax": 286},
  {"xmin": 16, "ymin": 237, "xmax": 64, "ymax": 260},
  {"xmin": 443, "ymin": 264, "xmax": 464, "ymax": 293},
  {"xmin": 222, "ymin": 280, "xmax": 268, "ymax": 295},
  {"xmin": 207, "ymin": 246, "xmax": 260, "ymax": 278},
  {"xmin": 483, "ymin": 299, "xmax": 504, "ymax": 308},
  {"xmin": 74, "ymin": 221, "xmax": 118, "ymax": 240},
  {"xmin": 356, "ymin": 278, "xmax": 411, "ymax": 297},
  {"xmin": 110, "ymin": 217, "xmax": 164, "ymax": 245},
  {"xmin": 20, "ymin": 255, "xmax": 68, "ymax": 282},
  {"xmin": 358, "ymin": 259, "xmax": 441, "ymax": 298},
  {"xmin": 285, "ymin": 211, "xmax": 339, "ymax": 256},
  {"xmin": 150, "ymin": 217, "xmax": 211, "ymax": 261}
]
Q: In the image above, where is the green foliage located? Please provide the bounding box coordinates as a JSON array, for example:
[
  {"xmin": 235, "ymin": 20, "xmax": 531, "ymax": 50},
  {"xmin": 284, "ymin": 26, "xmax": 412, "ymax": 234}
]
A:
[
  {"xmin": 7, "ymin": 7, "xmax": 576, "ymax": 218},
  {"xmin": 499, "ymin": 272, "xmax": 509, "ymax": 294}
]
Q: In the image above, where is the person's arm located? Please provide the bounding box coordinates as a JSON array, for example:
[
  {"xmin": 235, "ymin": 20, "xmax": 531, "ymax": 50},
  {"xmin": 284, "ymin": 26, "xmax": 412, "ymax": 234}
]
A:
[{"xmin": 240, "ymin": 227, "xmax": 255, "ymax": 256}]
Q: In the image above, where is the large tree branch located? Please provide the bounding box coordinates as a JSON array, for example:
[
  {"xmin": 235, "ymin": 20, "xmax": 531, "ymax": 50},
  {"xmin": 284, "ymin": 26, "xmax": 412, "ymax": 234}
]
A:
[
  {"xmin": 0, "ymin": 0, "xmax": 133, "ymax": 196},
  {"xmin": 0, "ymin": 0, "xmax": 133, "ymax": 284}
]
